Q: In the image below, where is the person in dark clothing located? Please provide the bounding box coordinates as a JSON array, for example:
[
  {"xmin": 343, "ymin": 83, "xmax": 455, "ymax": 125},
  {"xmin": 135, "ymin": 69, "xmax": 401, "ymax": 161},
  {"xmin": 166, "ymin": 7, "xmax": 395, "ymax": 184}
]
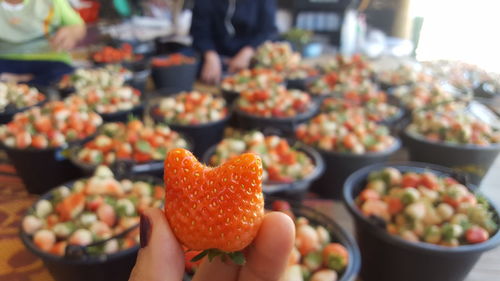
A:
[{"xmin": 190, "ymin": 0, "xmax": 277, "ymax": 84}]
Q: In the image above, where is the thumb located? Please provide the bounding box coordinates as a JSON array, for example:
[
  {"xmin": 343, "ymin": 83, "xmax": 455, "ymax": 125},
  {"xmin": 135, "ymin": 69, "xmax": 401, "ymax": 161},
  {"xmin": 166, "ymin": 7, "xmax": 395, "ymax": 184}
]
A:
[{"xmin": 129, "ymin": 208, "xmax": 185, "ymax": 281}]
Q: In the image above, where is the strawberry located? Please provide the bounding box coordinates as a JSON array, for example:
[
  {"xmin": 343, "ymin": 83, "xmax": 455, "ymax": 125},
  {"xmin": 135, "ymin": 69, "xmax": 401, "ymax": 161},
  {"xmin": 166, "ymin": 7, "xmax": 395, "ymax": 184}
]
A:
[{"xmin": 164, "ymin": 148, "xmax": 264, "ymax": 264}]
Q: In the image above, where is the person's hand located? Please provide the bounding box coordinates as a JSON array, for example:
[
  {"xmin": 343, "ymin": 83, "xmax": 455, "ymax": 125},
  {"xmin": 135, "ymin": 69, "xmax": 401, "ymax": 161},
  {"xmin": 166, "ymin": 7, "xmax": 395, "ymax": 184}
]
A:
[
  {"xmin": 228, "ymin": 47, "xmax": 254, "ymax": 73},
  {"xmin": 129, "ymin": 208, "xmax": 295, "ymax": 281},
  {"xmin": 201, "ymin": 51, "xmax": 222, "ymax": 85},
  {"xmin": 0, "ymin": 73, "xmax": 33, "ymax": 83},
  {"xmin": 50, "ymin": 25, "xmax": 86, "ymax": 51}
]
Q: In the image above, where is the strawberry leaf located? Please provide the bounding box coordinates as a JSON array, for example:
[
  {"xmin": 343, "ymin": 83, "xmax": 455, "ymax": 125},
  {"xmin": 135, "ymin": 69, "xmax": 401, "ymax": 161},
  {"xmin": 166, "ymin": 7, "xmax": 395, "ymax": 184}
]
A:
[
  {"xmin": 207, "ymin": 249, "xmax": 221, "ymax": 261},
  {"xmin": 228, "ymin": 251, "xmax": 246, "ymax": 265},
  {"xmin": 191, "ymin": 251, "xmax": 208, "ymax": 262}
]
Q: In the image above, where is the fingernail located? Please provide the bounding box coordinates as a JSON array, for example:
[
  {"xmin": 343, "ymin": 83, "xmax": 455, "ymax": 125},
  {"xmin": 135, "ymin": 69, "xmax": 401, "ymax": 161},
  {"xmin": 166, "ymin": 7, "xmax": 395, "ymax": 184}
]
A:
[{"xmin": 140, "ymin": 214, "xmax": 151, "ymax": 248}]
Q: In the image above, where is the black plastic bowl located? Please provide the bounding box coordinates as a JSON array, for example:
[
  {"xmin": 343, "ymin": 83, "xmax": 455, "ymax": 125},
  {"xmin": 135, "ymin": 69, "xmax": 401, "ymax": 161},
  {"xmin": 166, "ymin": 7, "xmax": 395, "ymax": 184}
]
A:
[
  {"xmin": 234, "ymin": 102, "xmax": 319, "ymax": 137},
  {"xmin": 68, "ymin": 135, "xmax": 193, "ymax": 178},
  {"xmin": 202, "ymin": 142, "xmax": 325, "ymax": 202},
  {"xmin": 402, "ymin": 128, "xmax": 500, "ymax": 186},
  {"xmin": 220, "ymin": 88, "xmax": 240, "ymax": 105},
  {"xmin": 343, "ymin": 162, "xmax": 500, "ymax": 281},
  {"xmin": 0, "ymin": 100, "xmax": 47, "ymax": 125},
  {"xmin": 150, "ymin": 108, "xmax": 230, "ymax": 158},
  {"xmin": 20, "ymin": 174, "xmax": 161, "ymax": 281},
  {"xmin": 99, "ymin": 103, "xmax": 144, "ymax": 123},
  {"xmin": 151, "ymin": 59, "xmax": 198, "ymax": 93},
  {"xmin": 0, "ymin": 85, "xmax": 52, "ymax": 124},
  {"xmin": 126, "ymin": 69, "xmax": 151, "ymax": 94},
  {"xmin": 309, "ymin": 138, "xmax": 401, "ymax": 200},
  {"xmin": 1, "ymin": 141, "xmax": 88, "ymax": 194},
  {"xmin": 378, "ymin": 81, "xmax": 414, "ymax": 91},
  {"xmin": 265, "ymin": 198, "xmax": 361, "ymax": 281},
  {"xmin": 69, "ymin": 149, "xmax": 165, "ymax": 178},
  {"xmin": 286, "ymin": 77, "xmax": 317, "ymax": 91}
]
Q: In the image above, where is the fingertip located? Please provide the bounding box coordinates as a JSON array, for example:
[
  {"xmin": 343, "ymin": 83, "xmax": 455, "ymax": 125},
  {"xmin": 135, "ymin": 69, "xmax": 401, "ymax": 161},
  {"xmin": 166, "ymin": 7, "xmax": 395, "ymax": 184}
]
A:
[
  {"xmin": 240, "ymin": 212, "xmax": 295, "ymax": 281},
  {"xmin": 259, "ymin": 212, "xmax": 295, "ymax": 255}
]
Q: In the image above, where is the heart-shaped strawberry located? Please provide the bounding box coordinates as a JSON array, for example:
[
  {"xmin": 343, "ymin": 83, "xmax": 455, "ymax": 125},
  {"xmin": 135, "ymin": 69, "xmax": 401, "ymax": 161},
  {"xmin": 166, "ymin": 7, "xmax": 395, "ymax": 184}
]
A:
[{"xmin": 164, "ymin": 148, "xmax": 264, "ymax": 263}]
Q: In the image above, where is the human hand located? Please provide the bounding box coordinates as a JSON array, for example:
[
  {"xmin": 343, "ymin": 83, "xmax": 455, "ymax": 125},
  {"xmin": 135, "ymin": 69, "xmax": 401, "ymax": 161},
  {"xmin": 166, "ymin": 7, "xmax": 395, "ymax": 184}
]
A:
[
  {"xmin": 50, "ymin": 25, "xmax": 86, "ymax": 51},
  {"xmin": 228, "ymin": 47, "xmax": 254, "ymax": 74},
  {"xmin": 0, "ymin": 73, "xmax": 33, "ymax": 83},
  {"xmin": 200, "ymin": 51, "xmax": 222, "ymax": 85},
  {"xmin": 129, "ymin": 208, "xmax": 295, "ymax": 281}
]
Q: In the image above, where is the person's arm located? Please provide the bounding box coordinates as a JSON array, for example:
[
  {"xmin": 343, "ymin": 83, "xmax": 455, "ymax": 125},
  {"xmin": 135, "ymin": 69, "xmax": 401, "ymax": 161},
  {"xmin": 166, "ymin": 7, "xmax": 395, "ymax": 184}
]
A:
[
  {"xmin": 50, "ymin": 0, "xmax": 86, "ymax": 51},
  {"xmin": 247, "ymin": 0, "xmax": 277, "ymax": 49},
  {"xmin": 191, "ymin": 0, "xmax": 222, "ymax": 84}
]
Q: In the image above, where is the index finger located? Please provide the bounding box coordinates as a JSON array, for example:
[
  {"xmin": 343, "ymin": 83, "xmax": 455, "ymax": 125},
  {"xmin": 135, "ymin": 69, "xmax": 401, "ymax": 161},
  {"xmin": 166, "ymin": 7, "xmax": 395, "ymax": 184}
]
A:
[{"xmin": 239, "ymin": 212, "xmax": 295, "ymax": 281}]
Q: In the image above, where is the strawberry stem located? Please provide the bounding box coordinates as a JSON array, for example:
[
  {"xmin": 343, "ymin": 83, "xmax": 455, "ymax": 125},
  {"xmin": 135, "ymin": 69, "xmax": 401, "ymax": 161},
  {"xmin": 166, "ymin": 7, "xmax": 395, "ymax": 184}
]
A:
[{"xmin": 190, "ymin": 249, "xmax": 246, "ymax": 265}]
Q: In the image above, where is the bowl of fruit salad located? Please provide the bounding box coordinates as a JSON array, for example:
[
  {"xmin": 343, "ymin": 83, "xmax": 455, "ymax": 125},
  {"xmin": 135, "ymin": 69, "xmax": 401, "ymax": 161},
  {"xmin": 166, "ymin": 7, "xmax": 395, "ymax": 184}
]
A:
[
  {"xmin": 0, "ymin": 98, "xmax": 103, "ymax": 194},
  {"xmin": 220, "ymin": 68, "xmax": 284, "ymax": 104},
  {"xmin": 70, "ymin": 120, "xmax": 190, "ymax": 177},
  {"xmin": 68, "ymin": 84, "xmax": 144, "ymax": 122},
  {"xmin": 253, "ymin": 41, "xmax": 301, "ymax": 71},
  {"xmin": 295, "ymin": 112, "xmax": 400, "ymax": 199},
  {"xmin": 92, "ymin": 43, "xmax": 147, "ymax": 70},
  {"xmin": 151, "ymin": 53, "xmax": 197, "ymax": 92},
  {"xmin": 391, "ymin": 83, "xmax": 468, "ymax": 113},
  {"xmin": 320, "ymin": 83, "xmax": 403, "ymax": 127},
  {"xmin": 58, "ymin": 65, "xmax": 133, "ymax": 99},
  {"xmin": 20, "ymin": 166, "xmax": 164, "ymax": 281},
  {"xmin": 202, "ymin": 130, "xmax": 324, "ymax": 201},
  {"xmin": 235, "ymin": 86, "xmax": 318, "ymax": 136},
  {"xmin": 268, "ymin": 199, "xmax": 361, "ymax": 281},
  {"xmin": 150, "ymin": 91, "xmax": 230, "ymax": 157},
  {"xmin": 0, "ymin": 82, "xmax": 48, "ymax": 124},
  {"xmin": 343, "ymin": 162, "xmax": 500, "ymax": 281},
  {"xmin": 402, "ymin": 103, "xmax": 500, "ymax": 186},
  {"xmin": 376, "ymin": 64, "xmax": 431, "ymax": 90},
  {"xmin": 318, "ymin": 54, "xmax": 373, "ymax": 77}
]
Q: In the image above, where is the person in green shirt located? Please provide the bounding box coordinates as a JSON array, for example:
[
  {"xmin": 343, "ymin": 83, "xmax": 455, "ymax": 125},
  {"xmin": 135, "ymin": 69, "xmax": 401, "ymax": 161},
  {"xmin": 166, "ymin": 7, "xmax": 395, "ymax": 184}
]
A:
[{"xmin": 0, "ymin": 0, "xmax": 86, "ymax": 86}]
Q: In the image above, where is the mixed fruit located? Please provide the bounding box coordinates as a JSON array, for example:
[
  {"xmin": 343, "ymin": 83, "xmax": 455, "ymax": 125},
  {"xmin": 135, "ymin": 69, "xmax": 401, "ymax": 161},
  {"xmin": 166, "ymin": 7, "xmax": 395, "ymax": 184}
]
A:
[
  {"xmin": 321, "ymin": 84, "xmax": 401, "ymax": 123},
  {"xmin": 59, "ymin": 65, "xmax": 132, "ymax": 91},
  {"xmin": 318, "ymin": 54, "xmax": 373, "ymax": 77},
  {"xmin": 0, "ymin": 98, "xmax": 102, "ymax": 149},
  {"xmin": 237, "ymin": 86, "xmax": 312, "ymax": 118},
  {"xmin": 321, "ymin": 97, "xmax": 400, "ymax": 123},
  {"xmin": 253, "ymin": 41, "xmax": 301, "ymax": 71},
  {"xmin": 310, "ymin": 55, "xmax": 374, "ymax": 97},
  {"xmin": 356, "ymin": 168, "xmax": 498, "ymax": 246},
  {"xmin": 407, "ymin": 105, "xmax": 500, "ymax": 146},
  {"xmin": 209, "ymin": 130, "xmax": 316, "ymax": 183},
  {"xmin": 377, "ymin": 64, "xmax": 431, "ymax": 86},
  {"xmin": 92, "ymin": 43, "xmax": 140, "ymax": 64},
  {"xmin": 273, "ymin": 200, "xmax": 349, "ymax": 281},
  {"xmin": 221, "ymin": 68, "xmax": 284, "ymax": 93},
  {"xmin": 70, "ymin": 85, "xmax": 141, "ymax": 114},
  {"xmin": 296, "ymin": 112, "xmax": 396, "ymax": 154},
  {"xmin": 393, "ymin": 83, "xmax": 459, "ymax": 111},
  {"xmin": 153, "ymin": 91, "xmax": 228, "ymax": 125},
  {"xmin": 76, "ymin": 120, "xmax": 189, "ymax": 165},
  {"xmin": 308, "ymin": 72, "xmax": 370, "ymax": 97},
  {"xmin": 22, "ymin": 166, "xmax": 164, "ymax": 256},
  {"xmin": 151, "ymin": 53, "xmax": 196, "ymax": 67},
  {"xmin": 0, "ymin": 82, "xmax": 45, "ymax": 113}
]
